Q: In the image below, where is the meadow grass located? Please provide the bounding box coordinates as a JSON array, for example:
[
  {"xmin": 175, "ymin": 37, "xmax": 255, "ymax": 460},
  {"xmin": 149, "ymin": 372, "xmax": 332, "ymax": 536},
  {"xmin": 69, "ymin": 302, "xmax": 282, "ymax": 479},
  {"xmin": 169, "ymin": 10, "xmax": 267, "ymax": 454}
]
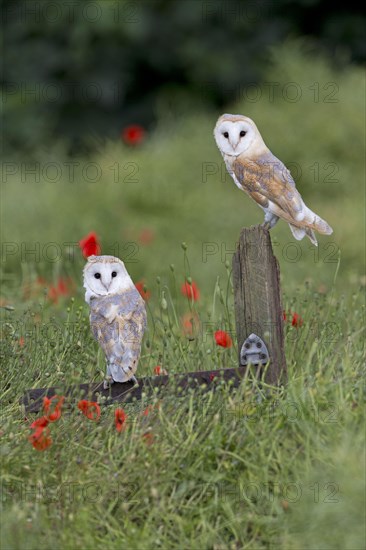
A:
[{"xmin": 1, "ymin": 45, "xmax": 365, "ymax": 549}]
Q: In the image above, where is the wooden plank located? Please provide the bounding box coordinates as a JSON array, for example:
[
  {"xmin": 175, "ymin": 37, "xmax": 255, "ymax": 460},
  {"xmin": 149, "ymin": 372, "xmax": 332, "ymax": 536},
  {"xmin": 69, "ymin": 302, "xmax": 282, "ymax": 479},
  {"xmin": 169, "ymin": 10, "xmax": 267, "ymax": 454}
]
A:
[
  {"xmin": 232, "ymin": 225, "xmax": 287, "ymax": 385},
  {"xmin": 22, "ymin": 366, "xmax": 248, "ymax": 414}
]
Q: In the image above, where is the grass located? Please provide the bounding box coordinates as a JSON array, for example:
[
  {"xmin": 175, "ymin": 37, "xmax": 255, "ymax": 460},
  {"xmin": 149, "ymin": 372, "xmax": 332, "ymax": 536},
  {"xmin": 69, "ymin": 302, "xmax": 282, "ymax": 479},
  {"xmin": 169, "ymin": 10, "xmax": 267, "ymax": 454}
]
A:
[{"xmin": 1, "ymin": 44, "xmax": 365, "ymax": 549}]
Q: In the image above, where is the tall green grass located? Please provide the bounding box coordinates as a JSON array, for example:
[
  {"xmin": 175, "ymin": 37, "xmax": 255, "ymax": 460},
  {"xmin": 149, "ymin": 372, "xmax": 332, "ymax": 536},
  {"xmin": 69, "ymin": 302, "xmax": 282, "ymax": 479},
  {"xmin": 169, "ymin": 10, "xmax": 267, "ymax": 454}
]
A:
[{"xmin": 1, "ymin": 44, "xmax": 365, "ymax": 549}]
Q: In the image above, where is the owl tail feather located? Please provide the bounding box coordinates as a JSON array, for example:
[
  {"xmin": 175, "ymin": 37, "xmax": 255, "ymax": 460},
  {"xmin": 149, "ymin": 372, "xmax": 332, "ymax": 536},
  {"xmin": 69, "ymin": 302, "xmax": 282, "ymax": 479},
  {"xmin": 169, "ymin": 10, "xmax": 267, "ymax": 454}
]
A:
[
  {"xmin": 289, "ymin": 224, "xmax": 305, "ymax": 241},
  {"xmin": 305, "ymin": 228, "xmax": 318, "ymax": 246},
  {"xmin": 303, "ymin": 207, "xmax": 333, "ymax": 235},
  {"xmin": 290, "ymin": 204, "xmax": 332, "ymax": 245},
  {"xmin": 289, "ymin": 224, "xmax": 318, "ymax": 246},
  {"xmin": 107, "ymin": 361, "xmax": 137, "ymax": 383}
]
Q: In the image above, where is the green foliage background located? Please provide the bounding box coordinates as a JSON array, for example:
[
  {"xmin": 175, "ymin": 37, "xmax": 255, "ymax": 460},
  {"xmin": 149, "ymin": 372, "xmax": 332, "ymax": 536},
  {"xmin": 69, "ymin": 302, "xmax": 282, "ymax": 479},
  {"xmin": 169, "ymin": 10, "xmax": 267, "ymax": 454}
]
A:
[
  {"xmin": 1, "ymin": 8, "xmax": 365, "ymax": 549},
  {"xmin": 3, "ymin": 0, "xmax": 366, "ymax": 154}
]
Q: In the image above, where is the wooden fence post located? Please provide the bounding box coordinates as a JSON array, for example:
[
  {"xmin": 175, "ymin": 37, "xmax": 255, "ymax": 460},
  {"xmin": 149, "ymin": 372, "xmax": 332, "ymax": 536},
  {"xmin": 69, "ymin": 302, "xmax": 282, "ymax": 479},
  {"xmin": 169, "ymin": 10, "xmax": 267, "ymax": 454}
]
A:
[{"xmin": 232, "ymin": 225, "xmax": 287, "ymax": 385}]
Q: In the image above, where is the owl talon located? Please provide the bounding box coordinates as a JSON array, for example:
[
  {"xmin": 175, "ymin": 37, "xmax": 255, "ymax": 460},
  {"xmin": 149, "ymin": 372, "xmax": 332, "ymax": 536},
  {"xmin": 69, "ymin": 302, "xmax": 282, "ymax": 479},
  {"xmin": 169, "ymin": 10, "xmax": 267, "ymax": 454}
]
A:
[
  {"xmin": 262, "ymin": 213, "xmax": 279, "ymax": 230},
  {"xmin": 103, "ymin": 376, "xmax": 114, "ymax": 390}
]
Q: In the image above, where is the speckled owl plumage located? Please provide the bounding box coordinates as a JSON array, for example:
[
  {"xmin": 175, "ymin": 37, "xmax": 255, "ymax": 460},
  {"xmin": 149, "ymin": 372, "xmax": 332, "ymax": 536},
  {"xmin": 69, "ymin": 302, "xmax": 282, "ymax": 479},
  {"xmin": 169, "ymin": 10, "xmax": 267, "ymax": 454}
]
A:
[
  {"xmin": 89, "ymin": 289, "xmax": 147, "ymax": 383},
  {"xmin": 83, "ymin": 255, "xmax": 147, "ymax": 386}
]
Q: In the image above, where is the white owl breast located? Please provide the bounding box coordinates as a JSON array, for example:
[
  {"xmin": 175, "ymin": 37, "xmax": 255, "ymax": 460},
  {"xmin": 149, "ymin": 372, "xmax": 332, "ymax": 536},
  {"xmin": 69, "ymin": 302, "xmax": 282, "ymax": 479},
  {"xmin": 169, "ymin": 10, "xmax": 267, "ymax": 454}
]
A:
[{"xmin": 224, "ymin": 157, "xmax": 243, "ymax": 191}]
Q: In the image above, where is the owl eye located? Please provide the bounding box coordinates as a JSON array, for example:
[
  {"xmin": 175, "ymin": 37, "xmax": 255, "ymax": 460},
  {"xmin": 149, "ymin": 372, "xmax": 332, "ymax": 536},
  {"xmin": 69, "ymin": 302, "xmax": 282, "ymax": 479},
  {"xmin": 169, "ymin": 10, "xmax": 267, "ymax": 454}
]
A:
[
  {"xmin": 223, "ymin": 132, "xmax": 229, "ymax": 138},
  {"xmin": 240, "ymin": 131, "xmax": 246, "ymax": 137},
  {"xmin": 94, "ymin": 273, "xmax": 101, "ymax": 279},
  {"xmin": 111, "ymin": 271, "xmax": 117, "ymax": 278}
]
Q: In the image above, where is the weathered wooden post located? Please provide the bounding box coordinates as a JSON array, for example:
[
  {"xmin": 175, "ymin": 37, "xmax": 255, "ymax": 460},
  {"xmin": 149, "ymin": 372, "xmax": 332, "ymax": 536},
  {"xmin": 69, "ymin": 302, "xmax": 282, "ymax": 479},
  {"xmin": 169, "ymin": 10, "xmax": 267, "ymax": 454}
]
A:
[{"xmin": 232, "ymin": 225, "xmax": 287, "ymax": 385}]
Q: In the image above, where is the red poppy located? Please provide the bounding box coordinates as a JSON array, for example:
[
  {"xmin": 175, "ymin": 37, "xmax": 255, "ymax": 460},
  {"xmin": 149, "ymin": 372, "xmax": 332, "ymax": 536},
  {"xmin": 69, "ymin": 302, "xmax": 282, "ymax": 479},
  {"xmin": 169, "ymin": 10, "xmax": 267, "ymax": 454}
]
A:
[
  {"xmin": 142, "ymin": 432, "xmax": 154, "ymax": 445},
  {"xmin": 283, "ymin": 311, "xmax": 287, "ymax": 322},
  {"xmin": 142, "ymin": 403, "xmax": 161, "ymax": 418},
  {"xmin": 291, "ymin": 312, "xmax": 303, "ymax": 328},
  {"xmin": 29, "ymin": 428, "xmax": 52, "ymax": 451},
  {"xmin": 142, "ymin": 405, "xmax": 152, "ymax": 416},
  {"xmin": 79, "ymin": 232, "xmax": 101, "ymax": 258},
  {"xmin": 43, "ymin": 395, "xmax": 64, "ymax": 422},
  {"xmin": 153, "ymin": 366, "xmax": 168, "ymax": 376},
  {"xmin": 30, "ymin": 416, "xmax": 49, "ymax": 436},
  {"xmin": 48, "ymin": 286, "xmax": 59, "ymax": 303},
  {"xmin": 28, "ymin": 416, "xmax": 52, "ymax": 451},
  {"xmin": 135, "ymin": 281, "xmax": 151, "ymax": 301},
  {"xmin": 181, "ymin": 280, "xmax": 200, "ymax": 301},
  {"xmin": 214, "ymin": 330, "xmax": 233, "ymax": 348},
  {"xmin": 18, "ymin": 337, "xmax": 25, "ymax": 347},
  {"xmin": 115, "ymin": 409, "xmax": 127, "ymax": 432},
  {"xmin": 77, "ymin": 400, "xmax": 101, "ymax": 421},
  {"xmin": 138, "ymin": 228, "xmax": 155, "ymax": 245},
  {"xmin": 209, "ymin": 373, "xmax": 216, "ymax": 381},
  {"xmin": 121, "ymin": 125, "xmax": 145, "ymax": 146},
  {"xmin": 57, "ymin": 278, "xmax": 69, "ymax": 296},
  {"xmin": 47, "ymin": 277, "xmax": 74, "ymax": 304},
  {"xmin": 181, "ymin": 312, "xmax": 200, "ymax": 336}
]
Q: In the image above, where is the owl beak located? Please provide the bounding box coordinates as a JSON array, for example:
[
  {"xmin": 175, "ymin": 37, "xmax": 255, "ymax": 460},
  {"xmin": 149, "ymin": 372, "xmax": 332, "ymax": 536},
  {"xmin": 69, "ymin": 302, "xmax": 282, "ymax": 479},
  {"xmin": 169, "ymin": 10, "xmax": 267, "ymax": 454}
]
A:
[{"xmin": 102, "ymin": 281, "xmax": 110, "ymax": 291}]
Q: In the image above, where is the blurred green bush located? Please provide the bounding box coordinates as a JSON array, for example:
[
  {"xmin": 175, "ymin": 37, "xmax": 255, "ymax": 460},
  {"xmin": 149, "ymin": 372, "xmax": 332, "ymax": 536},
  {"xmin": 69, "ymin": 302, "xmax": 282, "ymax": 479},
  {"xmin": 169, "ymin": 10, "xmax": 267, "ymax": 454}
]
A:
[{"xmin": 2, "ymin": 0, "xmax": 365, "ymax": 154}]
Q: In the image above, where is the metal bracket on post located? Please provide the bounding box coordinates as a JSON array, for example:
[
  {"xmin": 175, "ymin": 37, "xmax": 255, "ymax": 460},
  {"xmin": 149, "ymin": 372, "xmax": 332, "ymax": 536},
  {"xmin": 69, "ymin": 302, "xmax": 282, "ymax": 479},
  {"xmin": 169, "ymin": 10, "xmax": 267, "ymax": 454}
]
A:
[{"xmin": 240, "ymin": 333, "xmax": 269, "ymax": 367}]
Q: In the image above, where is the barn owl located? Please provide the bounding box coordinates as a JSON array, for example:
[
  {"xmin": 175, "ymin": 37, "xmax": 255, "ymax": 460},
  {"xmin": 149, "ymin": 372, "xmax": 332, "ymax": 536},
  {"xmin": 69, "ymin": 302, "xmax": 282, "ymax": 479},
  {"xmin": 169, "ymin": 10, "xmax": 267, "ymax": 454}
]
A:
[
  {"xmin": 83, "ymin": 255, "xmax": 147, "ymax": 389},
  {"xmin": 214, "ymin": 114, "xmax": 333, "ymax": 245}
]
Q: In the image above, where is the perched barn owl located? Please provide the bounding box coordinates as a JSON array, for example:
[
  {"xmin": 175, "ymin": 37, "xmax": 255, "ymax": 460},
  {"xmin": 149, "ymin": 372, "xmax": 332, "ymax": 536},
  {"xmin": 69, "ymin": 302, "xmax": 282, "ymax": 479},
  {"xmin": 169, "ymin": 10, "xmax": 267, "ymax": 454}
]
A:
[
  {"xmin": 83, "ymin": 255, "xmax": 147, "ymax": 388},
  {"xmin": 214, "ymin": 114, "xmax": 333, "ymax": 245}
]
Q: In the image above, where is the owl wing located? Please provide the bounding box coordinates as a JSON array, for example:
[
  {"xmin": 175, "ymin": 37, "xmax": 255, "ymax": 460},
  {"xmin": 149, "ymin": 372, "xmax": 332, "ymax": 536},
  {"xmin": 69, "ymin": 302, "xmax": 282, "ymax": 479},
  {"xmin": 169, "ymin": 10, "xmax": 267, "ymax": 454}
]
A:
[
  {"xmin": 114, "ymin": 297, "xmax": 147, "ymax": 358},
  {"xmin": 90, "ymin": 292, "xmax": 147, "ymax": 366},
  {"xmin": 232, "ymin": 152, "xmax": 305, "ymax": 223}
]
